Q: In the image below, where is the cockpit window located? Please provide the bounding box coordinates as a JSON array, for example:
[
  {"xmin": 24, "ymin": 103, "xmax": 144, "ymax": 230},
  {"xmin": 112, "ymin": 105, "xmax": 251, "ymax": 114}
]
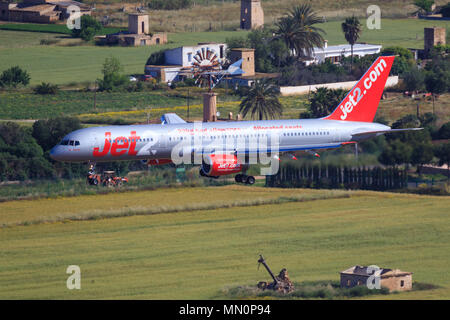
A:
[
  {"xmin": 69, "ymin": 140, "xmax": 75, "ymax": 146},
  {"xmin": 60, "ymin": 140, "xmax": 69, "ymax": 145},
  {"xmin": 75, "ymin": 141, "xmax": 80, "ymax": 146}
]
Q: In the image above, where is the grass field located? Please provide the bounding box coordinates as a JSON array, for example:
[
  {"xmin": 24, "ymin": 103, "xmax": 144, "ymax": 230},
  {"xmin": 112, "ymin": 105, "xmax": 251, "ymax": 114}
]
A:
[
  {"xmin": 90, "ymin": 0, "xmax": 449, "ymax": 32},
  {"xmin": 0, "ymin": 185, "xmax": 449, "ymax": 299},
  {"xmin": 0, "ymin": 19, "xmax": 448, "ymax": 85}
]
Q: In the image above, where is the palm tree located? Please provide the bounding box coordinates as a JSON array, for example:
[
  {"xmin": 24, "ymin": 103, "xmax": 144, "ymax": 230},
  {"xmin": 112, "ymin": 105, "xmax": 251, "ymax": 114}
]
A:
[
  {"xmin": 341, "ymin": 16, "xmax": 362, "ymax": 72},
  {"xmin": 239, "ymin": 79, "xmax": 283, "ymax": 120},
  {"xmin": 275, "ymin": 4, "xmax": 325, "ymax": 59}
]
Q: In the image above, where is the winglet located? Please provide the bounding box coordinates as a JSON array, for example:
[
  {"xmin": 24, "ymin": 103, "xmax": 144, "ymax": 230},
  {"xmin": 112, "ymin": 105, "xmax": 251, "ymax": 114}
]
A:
[{"xmin": 323, "ymin": 56, "xmax": 395, "ymax": 122}]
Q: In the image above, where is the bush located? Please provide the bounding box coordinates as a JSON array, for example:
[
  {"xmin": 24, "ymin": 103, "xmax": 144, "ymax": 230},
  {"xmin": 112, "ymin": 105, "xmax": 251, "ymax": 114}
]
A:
[
  {"xmin": 71, "ymin": 15, "xmax": 102, "ymax": 41},
  {"xmin": 148, "ymin": 0, "xmax": 192, "ymax": 10},
  {"xmin": 34, "ymin": 82, "xmax": 59, "ymax": 95},
  {"xmin": 0, "ymin": 66, "xmax": 30, "ymax": 88},
  {"xmin": 98, "ymin": 56, "xmax": 127, "ymax": 91},
  {"xmin": 438, "ymin": 122, "xmax": 450, "ymax": 139},
  {"xmin": 441, "ymin": 2, "xmax": 450, "ymax": 17}
]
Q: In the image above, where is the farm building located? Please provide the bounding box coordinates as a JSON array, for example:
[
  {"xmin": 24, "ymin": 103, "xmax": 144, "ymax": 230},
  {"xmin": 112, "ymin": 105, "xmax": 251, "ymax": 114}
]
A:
[
  {"xmin": 103, "ymin": 13, "xmax": 167, "ymax": 47},
  {"xmin": 145, "ymin": 43, "xmax": 228, "ymax": 83},
  {"xmin": 340, "ymin": 265, "xmax": 413, "ymax": 292},
  {"xmin": 145, "ymin": 45, "xmax": 277, "ymax": 86},
  {"xmin": 0, "ymin": 0, "xmax": 91, "ymax": 23},
  {"xmin": 304, "ymin": 41, "xmax": 382, "ymax": 66}
]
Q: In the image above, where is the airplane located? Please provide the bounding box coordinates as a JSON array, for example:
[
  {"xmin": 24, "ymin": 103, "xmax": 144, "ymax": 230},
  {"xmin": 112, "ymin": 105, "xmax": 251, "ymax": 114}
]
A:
[{"xmin": 50, "ymin": 56, "xmax": 421, "ymax": 185}]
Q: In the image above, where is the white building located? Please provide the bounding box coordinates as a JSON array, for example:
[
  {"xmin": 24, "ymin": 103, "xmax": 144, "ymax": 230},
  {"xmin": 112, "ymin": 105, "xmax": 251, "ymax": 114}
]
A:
[
  {"xmin": 305, "ymin": 42, "xmax": 382, "ymax": 66},
  {"xmin": 145, "ymin": 42, "xmax": 228, "ymax": 83}
]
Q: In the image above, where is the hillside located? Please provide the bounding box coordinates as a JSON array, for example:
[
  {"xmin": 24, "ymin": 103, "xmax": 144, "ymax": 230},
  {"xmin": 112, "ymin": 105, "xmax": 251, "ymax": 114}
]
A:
[
  {"xmin": 87, "ymin": 0, "xmax": 450, "ymax": 32},
  {"xmin": 1, "ymin": 186, "xmax": 449, "ymax": 299}
]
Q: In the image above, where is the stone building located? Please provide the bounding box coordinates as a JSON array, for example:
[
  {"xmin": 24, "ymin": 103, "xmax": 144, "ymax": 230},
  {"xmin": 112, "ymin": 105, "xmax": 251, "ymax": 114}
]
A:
[
  {"xmin": 227, "ymin": 48, "xmax": 279, "ymax": 87},
  {"xmin": 240, "ymin": 0, "xmax": 264, "ymax": 30},
  {"xmin": 104, "ymin": 13, "xmax": 167, "ymax": 47},
  {"xmin": 0, "ymin": 0, "xmax": 91, "ymax": 23},
  {"xmin": 424, "ymin": 27, "xmax": 446, "ymax": 54},
  {"xmin": 340, "ymin": 265, "xmax": 413, "ymax": 292}
]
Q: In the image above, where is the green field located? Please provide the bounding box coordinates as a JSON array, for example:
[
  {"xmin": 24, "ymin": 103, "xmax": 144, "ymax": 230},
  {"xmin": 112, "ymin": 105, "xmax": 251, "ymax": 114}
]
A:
[
  {"xmin": 0, "ymin": 30, "xmax": 249, "ymax": 85},
  {"xmin": 0, "ymin": 23, "xmax": 125, "ymax": 35},
  {"xmin": 0, "ymin": 19, "xmax": 448, "ymax": 85},
  {"xmin": 1, "ymin": 185, "xmax": 449, "ymax": 299}
]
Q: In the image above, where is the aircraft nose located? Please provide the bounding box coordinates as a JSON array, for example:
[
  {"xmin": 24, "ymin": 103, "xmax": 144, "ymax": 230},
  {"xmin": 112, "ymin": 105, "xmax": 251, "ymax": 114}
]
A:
[{"xmin": 49, "ymin": 145, "xmax": 62, "ymax": 161}]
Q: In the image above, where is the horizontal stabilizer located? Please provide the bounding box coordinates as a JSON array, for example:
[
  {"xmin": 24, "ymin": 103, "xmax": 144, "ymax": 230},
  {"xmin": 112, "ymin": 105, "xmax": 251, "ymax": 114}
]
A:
[
  {"xmin": 160, "ymin": 113, "xmax": 186, "ymax": 124},
  {"xmin": 351, "ymin": 128, "xmax": 423, "ymax": 137}
]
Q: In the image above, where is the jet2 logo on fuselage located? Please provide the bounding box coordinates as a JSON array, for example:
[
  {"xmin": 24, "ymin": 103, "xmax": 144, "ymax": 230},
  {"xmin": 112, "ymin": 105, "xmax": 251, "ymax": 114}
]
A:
[{"xmin": 93, "ymin": 131, "xmax": 141, "ymax": 157}]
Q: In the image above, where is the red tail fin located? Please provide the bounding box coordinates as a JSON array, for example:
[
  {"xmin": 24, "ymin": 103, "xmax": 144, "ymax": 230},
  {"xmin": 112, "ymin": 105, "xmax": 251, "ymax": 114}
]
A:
[{"xmin": 323, "ymin": 56, "xmax": 395, "ymax": 122}]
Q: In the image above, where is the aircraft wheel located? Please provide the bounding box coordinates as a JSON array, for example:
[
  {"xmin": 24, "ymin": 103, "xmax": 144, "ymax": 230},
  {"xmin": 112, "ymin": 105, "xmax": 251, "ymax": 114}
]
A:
[{"xmin": 245, "ymin": 176, "xmax": 255, "ymax": 185}]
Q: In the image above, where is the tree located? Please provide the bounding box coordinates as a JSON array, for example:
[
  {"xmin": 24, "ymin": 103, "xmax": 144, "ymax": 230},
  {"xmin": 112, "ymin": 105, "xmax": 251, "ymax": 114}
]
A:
[
  {"xmin": 411, "ymin": 141, "xmax": 434, "ymax": 175},
  {"xmin": 275, "ymin": 4, "xmax": 325, "ymax": 59},
  {"xmin": 425, "ymin": 70, "xmax": 449, "ymax": 113},
  {"xmin": 239, "ymin": 79, "xmax": 283, "ymax": 120},
  {"xmin": 378, "ymin": 139, "xmax": 413, "ymax": 167},
  {"xmin": 435, "ymin": 142, "xmax": 450, "ymax": 180},
  {"xmin": 413, "ymin": 0, "xmax": 435, "ymax": 15},
  {"xmin": 32, "ymin": 117, "xmax": 82, "ymax": 152},
  {"xmin": 0, "ymin": 66, "xmax": 30, "ymax": 88},
  {"xmin": 403, "ymin": 66, "xmax": 425, "ymax": 93},
  {"xmin": 440, "ymin": 2, "xmax": 450, "ymax": 17},
  {"xmin": 341, "ymin": 16, "xmax": 362, "ymax": 72},
  {"xmin": 438, "ymin": 122, "xmax": 450, "ymax": 139},
  {"xmin": 307, "ymin": 87, "xmax": 346, "ymax": 118},
  {"xmin": 71, "ymin": 15, "xmax": 102, "ymax": 41},
  {"xmin": 98, "ymin": 56, "xmax": 127, "ymax": 91}
]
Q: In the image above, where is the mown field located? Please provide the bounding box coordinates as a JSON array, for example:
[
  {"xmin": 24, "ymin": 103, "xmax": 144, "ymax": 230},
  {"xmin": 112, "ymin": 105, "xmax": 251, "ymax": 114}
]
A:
[
  {"xmin": 89, "ymin": 0, "xmax": 449, "ymax": 32},
  {"xmin": 1, "ymin": 86, "xmax": 448, "ymax": 126},
  {"xmin": 0, "ymin": 19, "xmax": 448, "ymax": 85},
  {"xmin": 0, "ymin": 185, "xmax": 449, "ymax": 299}
]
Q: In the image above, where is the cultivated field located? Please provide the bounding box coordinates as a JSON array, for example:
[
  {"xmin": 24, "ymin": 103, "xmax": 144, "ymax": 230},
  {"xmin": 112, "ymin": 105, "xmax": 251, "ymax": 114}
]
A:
[
  {"xmin": 1, "ymin": 185, "xmax": 449, "ymax": 299},
  {"xmin": 0, "ymin": 19, "xmax": 448, "ymax": 85}
]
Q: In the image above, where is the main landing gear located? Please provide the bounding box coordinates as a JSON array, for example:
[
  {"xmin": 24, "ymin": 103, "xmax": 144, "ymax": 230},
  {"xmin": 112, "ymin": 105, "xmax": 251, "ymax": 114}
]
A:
[{"xmin": 235, "ymin": 174, "xmax": 255, "ymax": 185}]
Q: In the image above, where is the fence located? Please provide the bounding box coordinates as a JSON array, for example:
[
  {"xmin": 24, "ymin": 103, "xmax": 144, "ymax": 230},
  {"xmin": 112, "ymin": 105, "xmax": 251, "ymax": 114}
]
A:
[{"xmin": 265, "ymin": 163, "xmax": 408, "ymax": 191}]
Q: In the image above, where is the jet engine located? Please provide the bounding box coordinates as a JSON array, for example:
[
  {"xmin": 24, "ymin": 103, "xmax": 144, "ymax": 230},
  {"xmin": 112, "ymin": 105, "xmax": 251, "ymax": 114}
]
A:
[{"xmin": 200, "ymin": 154, "xmax": 244, "ymax": 177}]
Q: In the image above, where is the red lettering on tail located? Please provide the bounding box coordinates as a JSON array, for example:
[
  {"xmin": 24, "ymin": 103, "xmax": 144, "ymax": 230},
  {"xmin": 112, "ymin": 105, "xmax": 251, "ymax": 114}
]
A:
[{"xmin": 323, "ymin": 56, "xmax": 395, "ymax": 122}]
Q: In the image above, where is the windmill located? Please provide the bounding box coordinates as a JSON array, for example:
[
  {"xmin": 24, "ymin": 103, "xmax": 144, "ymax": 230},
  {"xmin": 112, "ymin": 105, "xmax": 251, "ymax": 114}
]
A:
[
  {"xmin": 177, "ymin": 47, "xmax": 244, "ymax": 92},
  {"xmin": 171, "ymin": 47, "xmax": 244, "ymax": 122}
]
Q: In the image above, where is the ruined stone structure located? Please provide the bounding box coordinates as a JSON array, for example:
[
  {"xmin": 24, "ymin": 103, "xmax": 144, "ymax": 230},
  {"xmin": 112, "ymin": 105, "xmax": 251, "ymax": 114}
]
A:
[
  {"xmin": 105, "ymin": 13, "xmax": 167, "ymax": 47},
  {"xmin": 240, "ymin": 0, "xmax": 264, "ymax": 30},
  {"xmin": 340, "ymin": 265, "xmax": 413, "ymax": 292},
  {"xmin": 424, "ymin": 27, "xmax": 446, "ymax": 54}
]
